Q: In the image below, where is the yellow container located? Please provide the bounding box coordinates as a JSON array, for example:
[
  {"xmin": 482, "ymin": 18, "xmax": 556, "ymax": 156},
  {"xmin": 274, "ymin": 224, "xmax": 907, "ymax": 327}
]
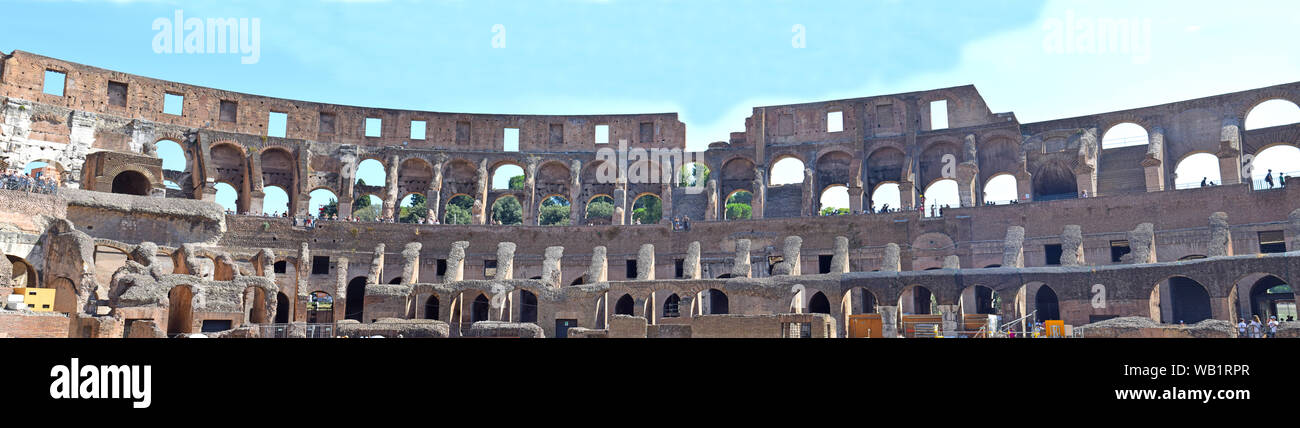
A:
[{"xmin": 13, "ymin": 287, "xmax": 55, "ymax": 312}]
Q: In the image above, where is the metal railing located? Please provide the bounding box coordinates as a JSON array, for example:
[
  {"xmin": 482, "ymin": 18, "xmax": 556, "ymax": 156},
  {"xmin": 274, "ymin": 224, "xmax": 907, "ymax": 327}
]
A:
[{"xmin": 257, "ymin": 323, "xmax": 336, "ymax": 338}]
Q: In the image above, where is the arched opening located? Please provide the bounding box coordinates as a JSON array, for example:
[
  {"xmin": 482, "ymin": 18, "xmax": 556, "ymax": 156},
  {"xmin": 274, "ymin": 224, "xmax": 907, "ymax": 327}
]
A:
[
  {"xmin": 491, "ymin": 163, "xmax": 525, "ymax": 190},
  {"xmin": 355, "ymin": 158, "xmax": 386, "ymax": 186},
  {"xmin": 1031, "ymin": 159, "xmax": 1078, "ymax": 200},
  {"xmin": 983, "ymin": 174, "xmax": 1017, "ymax": 205},
  {"xmin": 1245, "ymin": 99, "xmax": 1300, "ymax": 130},
  {"xmin": 538, "ymin": 195, "xmax": 571, "ymax": 226},
  {"xmin": 870, "ymin": 182, "xmax": 900, "ymax": 212},
  {"xmin": 584, "ymin": 195, "xmax": 614, "ymax": 225},
  {"xmin": 899, "ymin": 285, "xmax": 937, "ymax": 315},
  {"xmin": 1246, "ymin": 275, "xmax": 1295, "ymax": 321},
  {"xmin": 157, "ymin": 139, "xmax": 187, "ymax": 174},
  {"xmin": 167, "ymin": 286, "xmax": 194, "ymax": 335},
  {"xmin": 1249, "ymin": 145, "xmax": 1300, "ymax": 190},
  {"xmin": 662, "ymin": 294, "xmax": 681, "ymax": 318},
  {"xmin": 702, "ymin": 289, "xmax": 728, "ymax": 315},
  {"xmin": 1101, "ymin": 122, "xmax": 1149, "ymax": 149},
  {"xmin": 1152, "ymin": 276, "xmax": 1211, "ymax": 324},
  {"xmin": 49, "ymin": 277, "xmax": 77, "ymax": 314},
  {"xmin": 724, "ymin": 190, "xmax": 752, "ymax": 220},
  {"xmin": 922, "ymin": 179, "xmax": 958, "ymax": 217},
  {"xmin": 214, "ymin": 182, "xmax": 239, "ymax": 213},
  {"xmin": 678, "ymin": 163, "xmax": 710, "ymax": 188},
  {"xmin": 818, "ymin": 185, "xmax": 849, "ymax": 216},
  {"xmin": 261, "ymin": 185, "xmax": 289, "ymax": 216},
  {"xmin": 961, "ymin": 285, "xmax": 998, "ymax": 314},
  {"xmin": 352, "ymin": 194, "xmax": 383, "ymax": 221},
  {"xmin": 631, "ymin": 193, "xmax": 662, "ymax": 225},
  {"xmin": 444, "ymin": 194, "xmax": 475, "ymax": 225},
  {"xmin": 345, "ymin": 276, "xmax": 366, "ymax": 321},
  {"xmin": 769, "ymin": 156, "xmax": 805, "ymax": 185},
  {"xmin": 425, "ymin": 295, "xmax": 440, "ymax": 320},
  {"xmin": 388, "ymin": 277, "xmax": 402, "ymax": 284},
  {"xmin": 111, "ymin": 170, "xmax": 151, "ymax": 196},
  {"xmin": 306, "ymin": 291, "xmax": 333, "ymax": 323},
  {"xmin": 1173, "ymin": 152, "xmax": 1220, "ymax": 189},
  {"xmin": 308, "ymin": 189, "xmax": 338, "ymax": 219},
  {"xmin": 614, "ymin": 294, "xmax": 635, "ymax": 315},
  {"xmin": 491, "ymin": 195, "xmax": 524, "ymax": 225},
  {"xmin": 520, "ymin": 290, "xmax": 538, "ymax": 322},
  {"xmin": 275, "ymin": 292, "xmax": 290, "ymax": 323},
  {"xmin": 808, "ymin": 291, "xmax": 830, "ymax": 314},
  {"xmin": 398, "ymin": 193, "xmax": 428, "ymax": 223},
  {"xmin": 471, "ymin": 294, "xmax": 490, "ymax": 322},
  {"xmin": 1035, "ymin": 285, "xmax": 1060, "ymax": 321}
]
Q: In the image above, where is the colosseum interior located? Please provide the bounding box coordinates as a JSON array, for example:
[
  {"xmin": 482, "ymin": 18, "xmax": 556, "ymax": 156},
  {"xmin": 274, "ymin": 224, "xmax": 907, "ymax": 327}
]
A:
[{"xmin": 2, "ymin": 49, "xmax": 1298, "ymax": 339}]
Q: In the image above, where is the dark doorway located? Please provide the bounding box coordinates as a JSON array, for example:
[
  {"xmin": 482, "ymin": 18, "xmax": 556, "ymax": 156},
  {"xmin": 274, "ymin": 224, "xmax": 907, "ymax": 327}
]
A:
[
  {"xmin": 520, "ymin": 290, "xmax": 538, "ymax": 322},
  {"xmin": 345, "ymin": 277, "xmax": 366, "ymax": 321},
  {"xmin": 1169, "ymin": 277, "xmax": 1211, "ymax": 323},
  {"xmin": 808, "ymin": 291, "xmax": 830, "ymax": 314},
  {"xmin": 471, "ymin": 294, "xmax": 490, "ymax": 322},
  {"xmin": 706, "ymin": 289, "xmax": 729, "ymax": 314},
  {"xmin": 111, "ymin": 170, "xmax": 151, "ymax": 196},
  {"xmin": 913, "ymin": 287, "xmax": 933, "ymax": 315},
  {"xmin": 167, "ymin": 286, "xmax": 194, "ymax": 335},
  {"xmin": 1036, "ymin": 285, "xmax": 1060, "ymax": 321},
  {"xmin": 555, "ymin": 319, "xmax": 578, "ymax": 338},
  {"xmin": 275, "ymin": 292, "xmax": 290, "ymax": 323},
  {"xmin": 425, "ymin": 295, "xmax": 439, "ymax": 320},
  {"xmin": 1250, "ymin": 276, "xmax": 1295, "ymax": 320},
  {"xmin": 663, "ymin": 294, "xmax": 680, "ymax": 318},
  {"xmin": 614, "ymin": 294, "xmax": 634, "ymax": 315}
]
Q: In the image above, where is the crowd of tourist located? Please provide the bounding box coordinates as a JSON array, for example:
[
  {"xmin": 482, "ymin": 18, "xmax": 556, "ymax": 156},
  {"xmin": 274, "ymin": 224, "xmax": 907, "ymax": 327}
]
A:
[
  {"xmin": 1, "ymin": 170, "xmax": 59, "ymax": 194},
  {"xmin": 1236, "ymin": 315, "xmax": 1289, "ymax": 338}
]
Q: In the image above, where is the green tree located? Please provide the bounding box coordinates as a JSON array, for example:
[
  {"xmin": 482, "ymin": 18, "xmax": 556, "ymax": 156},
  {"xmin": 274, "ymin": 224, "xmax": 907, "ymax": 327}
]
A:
[
  {"xmin": 399, "ymin": 193, "xmax": 427, "ymax": 223},
  {"xmin": 585, "ymin": 197, "xmax": 614, "ymax": 221},
  {"xmin": 632, "ymin": 195, "xmax": 662, "ymax": 224},
  {"xmin": 508, "ymin": 175, "xmax": 525, "ymax": 190},
  {"xmin": 539, "ymin": 196, "xmax": 571, "ymax": 225},
  {"xmin": 444, "ymin": 195, "xmax": 474, "ymax": 224},
  {"xmin": 725, "ymin": 203, "xmax": 751, "ymax": 220},
  {"xmin": 353, "ymin": 204, "xmax": 380, "ymax": 221},
  {"xmin": 319, "ymin": 198, "xmax": 338, "ymax": 218},
  {"xmin": 727, "ymin": 190, "xmax": 752, "ymax": 205},
  {"xmin": 819, "ymin": 207, "xmax": 849, "ymax": 216},
  {"xmin": 492, "ymin": 196, "xmax": 523, "ymax": 225},
  {"xmin": 679, "ymin": 164, "xmax": 710, "ymax": 187}
]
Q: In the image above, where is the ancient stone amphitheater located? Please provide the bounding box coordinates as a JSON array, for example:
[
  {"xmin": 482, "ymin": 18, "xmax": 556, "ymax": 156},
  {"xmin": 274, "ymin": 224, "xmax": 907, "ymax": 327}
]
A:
[{"xmin": 1, "ymin": 50, "xmax": 1297, "ymax": 339}]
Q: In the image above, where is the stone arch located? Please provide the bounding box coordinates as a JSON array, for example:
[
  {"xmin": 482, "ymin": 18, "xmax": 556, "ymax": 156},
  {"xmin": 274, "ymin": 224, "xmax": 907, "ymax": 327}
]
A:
[
  {"xmin": 424, "ymin": 295, "xmax": 440, "ymax": 320},
  {"xmin": 306, "ymin": 291, "xmax": 334, "ymax": 323},
  {"xmin": 584, "ymin": 194, "xmax": 615, "ymax": 225},
  {"xmin": 490, "ymin": 194, "xmax": 524, "ymax": 225},
  {"xmin": 807, "ymin": 291, "xmax": 831, "ymax": 314},
  {"xmin": 471, "ymin": 293, "xmax": 490, "ymax": 322},
  {"xmin": 982, "ymin": 173, "xmax": 1017, "ymax": 205},
  {"xmin": 1235, "ymin": 273, "xmax": 1295, "ymax": 322},
  {"xmin": 723, "ymin": 189, "xmax": 753, "ymax": 220},
  {"xmin": 1243, "ymin": 97, "xmax": 1300, "ymax": 130},
  {"xmin": 245, "ymin": 286, "xmax": 269, "ymax": 324},
  {"xmin": 768, "ymin": 154, "xmax": 806, "ymax": 186},
  {"xmin": 275, "ymin": 292, "xmax": 290, "ymax": 323},
  {"xmin": 1101, "ymin": 122, "xmax": 1150, "ymax": 149},
  {"xmin": 662, "ymin": 293, "xmax": 681, "ymax": 318},
  {"xmin": 490, "ymin": 160, "xmax": 526, "ymax": 191},
  {"xmin": 537, "ymin": 194, "xmax": 571, "ymax": 226},
  {"xmin": 397, "ymin": 157, "xmax": 434, "ymax": 197},
  {"xmin": 8, "ymin": 255, "xmax": 38, "ymax": 288},
  {"xmin": 898, "ymin": 285, "xmax": 937, "ymax": 315},
  {"xmin": 1172, "ymin": 151, "xmax": 1221, "ymax": 189},
  {"xmin": 630, "ymin": 192, "xmax": 662, "ymax": 224},
  {"xmin": 519, "ymin": 290, "xmax": 538, "ymax": 323},
  {"xmin": 701, "ymin": 288, "xmax": 729, "ymax": 315},
  {"xmin": 49, "ymin": 277, "xmax": 77, "ymax": 314},
  {"xmin": 110, "ymin": 170, "xmax": 152, "ymax": 196},
  {"xmin": 167, "ymin": 285, "xmax": 195, "ymax": 335},
  {"xmin": 355, "ymin": 158, "xmax": 387, "ymax": 187},
  {"xmin": 614, "ymin": 293, "xmax": 635, "ymax": 315},
  {"xmin": 719, "ymin": 156, "xmax": 756, "ymax": 201},
  {"xmin": 960, "ymin": 285, "xmax": 999, "ymax": 315},
  {"xmin": 1031, "ymin": 157, "xmax": 1077, "ymax": 199},
  {"xmin": 444, "ymin": 193, "xmax": 476, "ymax": 225},
  {"xmin": 869, "ymin": 181, "xmax": 900, "ymax": 212},
  {"xmin": 1151, "ymin": 276, "xmax": 1212, "ymax": 324},
  {"xmin": 345, "ymin": 276, "xmax": 366, "ymax": 321}
]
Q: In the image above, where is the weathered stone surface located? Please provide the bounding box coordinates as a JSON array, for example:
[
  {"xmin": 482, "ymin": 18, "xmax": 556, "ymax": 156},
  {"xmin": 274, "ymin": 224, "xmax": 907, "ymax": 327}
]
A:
[
  {"xmin": 636, "ymin": 244, "xmax": 654, "ymax": 280},
  {"xmin": 296, "ymin": 242, "xmax": 310, "ymax": 296},
  {"xmin": 464, "ymin": 321, "xmax": 544, "ymax": 338},
  {"xmin": 125, "ymin": 320, "xmax": 166, "ymax": 338},
  {"xmin": 496, "ymin": 242, "xmax": 516, "ymax": 280},
  {"xmin": 1208, "ymin": 212, "xmax": 1233, "ymax": 257},
  {"xmin": 336, "ymin": 318, "xmax": 449, "ymax": 338},
  {"xmin": 367, "ymin": 243, "xmax": 385, "ymax": 284},
  {"xmin": 1076, "ymin": 316, "xmax": 1236, "ymax": 338},
  {"xmin": 587, "ymin": 246, "xmax": 608, "ymax": 283},
  {"xmin": 400, "ymin": 242, "xmax": 421, "ymax": 284},
  {"xmin": 882, "ymin": 243, "xmax": 901, "ymax": 272},
  {"xmin": 541, "ymin": 246, "xmax": 564, "ymax": 286},
  {"xmin": 683, "ymin": 241, "xmax": 702, "ymax": 279},
  {"xmin": 254, "ymin": 248, "xmax": 275, "ymax": 281},
  {"xmin": 334, "ymin": 257, "xmax": 349, "ymax": 299},
  {"xmin": 1289, "ymin": 209, "xmax": 1300, "ymax": 250},
  {"xmin": 772, "ymin": 236, "xmax": 802, "ymax": 276},
  {"xmin": 942, "ymin": 255, "xmax": 960, "ymax": 269},
  {"xmin": 830, "ymin": 236, "xmax": 850, "ymax": 273},
  {"xmin": 732, "ymin": 239, "xmax": 752, "ymax": 278},
  {"xmin": 446, "ymin": 241, "xmax": 469, "ymax": 281},
  {"xmin": 1060, "ymin": 225, "xmax": 1085, "ymax": 266},
  {"xmin": 1125, "ymin": 223, "xmax": 1157, "ymax": 264},
  {"xmin": 1002, "ymin": 226, "xmax": 1025, "ymax": 268},
  {"xmin": 213, "ymin": 253, "xmax": 239, "ymax": 281}
]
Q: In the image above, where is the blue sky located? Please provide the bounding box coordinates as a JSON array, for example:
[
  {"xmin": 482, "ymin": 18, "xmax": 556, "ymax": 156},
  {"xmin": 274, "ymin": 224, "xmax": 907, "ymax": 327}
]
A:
[{"xmin": 5, "ymin": 0, "xmax": 1299, "ymax": 214}]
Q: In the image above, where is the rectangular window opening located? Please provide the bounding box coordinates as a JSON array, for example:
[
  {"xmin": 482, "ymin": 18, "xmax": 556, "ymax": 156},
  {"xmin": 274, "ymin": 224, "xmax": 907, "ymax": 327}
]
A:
[
  {"xmin": 107, "ymin": 81, "xmax": 128, "ymax": 107},
  {"xmin": 267, "ymin": 111, "xmax": 288, "ymax": 138},
  {"xmin": 43, "ymin": 70, "xmax": 66, "ymax": 96},
  {"xmin": 827, "ymin": 111, "xmax": 843, "ymax": 133},
  {"xmin": 410, "ymin": 120, "xmax": 427, "ymax": 140},
  {"xmin": 503, "ymin": 128, "xmax": 519, "ymax": 152},
  {"xmin": 595, "ymin": 124, "xmax": 609, "ymax": 145},
  {"xmin": 930, "ymin": 100, "xmax": 948, "ymax": 130},
  {"xmin": 365, "ymin": 117, "xmax": 382, "ymax": 138},
  {"xmin": 1259, "ymin": 230, "xmax": 1286, "ymax": 254},
  {"xmin": 1110, "ymin": 240, "xmax": 1131, "ymax": 263},
  {"xmin": 319, "ymin": 112, "xmax": 336, "ymax": 134},
  {"xmin": 626, "ymin": 260, "xmax": 637, "ymax": 279},
  {"xmin": 311, "ymin": 256, "xmax": 330, "ymax": 275},
  {"xmin": 163, "ymin": 93, "xmax": 185, "ymax": 116},
  {"xmin": 219, "ymin": 100, "xmax": 238, "ymax": 123},
  {"xmin": 1044, "ymin": 244, "xmax": 1062, "ymax": 266}
]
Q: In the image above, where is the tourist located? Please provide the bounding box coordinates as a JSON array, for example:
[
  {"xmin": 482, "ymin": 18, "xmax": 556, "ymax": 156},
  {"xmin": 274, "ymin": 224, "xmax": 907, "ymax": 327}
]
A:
[
  {"xmin": 1250, "ymin": 315, "xmax": 1263, "ymax": 338},
  {"xmin": 1200, "ymin": 177, "xmax": 1207, "ymax": 188},
  {"xmin": 1268, "ymin": 315, "xmax": 1279, "ymax": 338},
  {"xmin": 1265, "ymin": 169, "xmax": 1274, "ymax": 188},
  {"xmin": 682, "ymin": 215, "xmax": 691, "ymax": 231},
  {"xmin": 1237, "ymin": 318, "xmax": 1248, "ymax": 338}
]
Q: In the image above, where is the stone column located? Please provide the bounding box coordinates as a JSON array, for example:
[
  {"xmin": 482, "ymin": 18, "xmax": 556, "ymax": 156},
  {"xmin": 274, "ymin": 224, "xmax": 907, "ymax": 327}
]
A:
[
  {"xmin": 496, "ymin": 242, "xmax": 516, "ymax": 280},
  {"xmin": 1143, "ymin": 127, "xmax": 1166, "ymax": 192},
  {"xmin": 247, "ymin": 152, "xmax": 266, "ymax": 215},
  {"xmin": 881, "ymin": 243, "xmax": 901, "ymax": 272},
  {"xmin": 878, "ymin": 306, "xmax": 900, "ymax": 338},
  {"xmin": 848, "ymin": 177, "xmax": 864, "ymax": 214},
  {"xmin": 732, "ymin": 239, "xmax": 752, "ymax": 278},
  {"xmin": 337, "ymin": 146, "xmax": 358, "ymax": 218},
  {"xmin": 295, "ymin": 243, "xmax": 310, "ymax": 317},
  {"xmin": 753, "ymin": 166, "xmax": 767, "ymax": 219},
  {"xmin": 333, "ymin": 257, "xmax": 349, "ymax": 323},
  {"xmin": 474, "ymin": 159, "xmax": 489, "ymax": 224},
  {"xmin": 957, "ymin": 134, "xmax": 979, "ymax": 207},
  {"xmin": 383, "ymin": 154, "xmax": 399, "ymax": 220},
  {"xmin": 446, "ymin": 241, "xmax": 469, "ymax": 281},
  {"xmin": 684, "ymin": 241, "xmax": 702, "ymax": 279},
  {"xmin": 253, "ymin": 248, "xmax": 276, "ymax": 280},
  {"xmin": 637, "ymin": 244, "xmax": 655, "ymax": 280},
  {"xmin": 542, "ymin": 246, "xmax": 564, "ymax": 287},
  {"xmin": 772, "ymin": 236, "xmax": 802, "ymax": 276},
  {"xmin": 942, "ymin": 255, "xmax": 960, "ymax": 269},
  {"xmin": 830, "ymin": 237, "xmax": 850, "ymax": 273},
  {"xmin": 569, "ymin": 159, "xmax": 583, "ymax": 225},
  {"xmin": 613, "ymin": 177, "xmax": 628, "ymax": 225},
  {"xmin": 1218, "ymin": 118, "xmax": 1243, "ymax": 185},
  {"xmin": 525, "ymin": 158, "xmax": 539, "ymax": 225},
  {"xmin": 660, "ymin": 179, "xmax": 673, "ymax": 225},
  {"xmin": 1126, "ymin": 223, "xmax": 1157, "ymax": 264},
  {"xmin": 427, "ymin": 155, "xmax": 446, "ymax": 222},
  {"xmin": 401, "ymin": 242, "xmax": 421, "ymax": 284},
  {"xmin": 1002, "ymin": 226, "xmax": 1025, "ymax": 268},
  {"xmin": 801, "ymin": 167, "xmax": 815, "ymax": 216},
  {"xmin": 704, "ymin": 179, "xmax": 719, "ymax": 221},
  {"xmin": 587, "ymin": 246, "xmax": 609, "ymax": 283},
  {"xmin": 939, "ymin": 304, "xmax": 959, "ymax": 335},
  {"xmin": 1208, "ymin": 212, "xmax": 1233, "ymax": 257},
  {"xmin": 1061, "ymin": 225, "xmax": 1085, "ymax": 266},
  {"xmin": 367, "ymin": 243, "xmax": 385, "ymax": 284},
  {"xmin": 897, "ymin": 181, "xmax": 915, "ymax": 211}
]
